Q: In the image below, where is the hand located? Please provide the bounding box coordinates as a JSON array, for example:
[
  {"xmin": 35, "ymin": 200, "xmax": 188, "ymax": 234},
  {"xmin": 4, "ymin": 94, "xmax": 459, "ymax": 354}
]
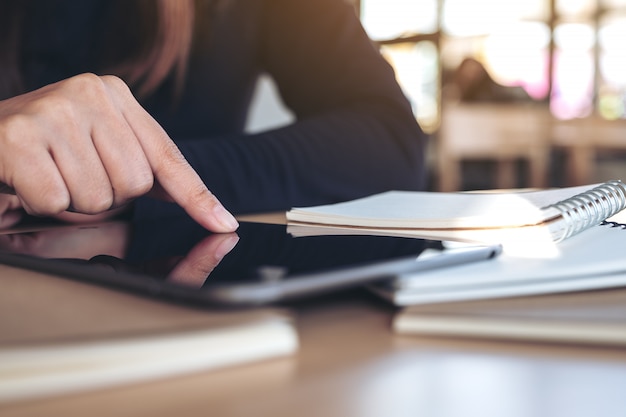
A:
[
  {"xmin": 0, "ymin": 192, "xmax": 129, "ymax": 230},
  {"xmin": 0, "ymin": 73, "xmax": 238, "ymax": 232}
]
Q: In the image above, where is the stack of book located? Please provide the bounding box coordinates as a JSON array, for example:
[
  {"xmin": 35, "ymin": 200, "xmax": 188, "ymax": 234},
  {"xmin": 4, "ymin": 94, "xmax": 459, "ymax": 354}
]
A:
[
  {"xmin": 0, "ymin": 265, "xmax": 298, "ymax": 403},
  {"xmin": 287, "ymin": 181, "xmax": 626, "ymax": 346}
]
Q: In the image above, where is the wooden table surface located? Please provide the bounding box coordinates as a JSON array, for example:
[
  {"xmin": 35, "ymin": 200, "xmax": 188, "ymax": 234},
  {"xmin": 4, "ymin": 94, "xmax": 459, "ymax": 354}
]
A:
[
  {"xmin": 3, "ymin": 282, "xmax": 626, "ymax": 417},
  {"xmin": 2, "ymin": 214, "xmax": 626, "ymax": 417}
]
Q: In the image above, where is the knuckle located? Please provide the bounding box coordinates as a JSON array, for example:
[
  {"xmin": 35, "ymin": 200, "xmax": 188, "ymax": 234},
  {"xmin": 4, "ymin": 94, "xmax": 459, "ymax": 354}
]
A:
[
  {"xmin": 100, "ymin": 75, "xmax": 132, "ymax": 95},
  {"xmin": 15, "ymin": 91, "xmax": 80, "ymax": 132},
  {"xmin": 67, "ymin": 72, "xmax": 103, "ymax": 87},
  {"xmin": 132, "ymin": 173, "xmax": 155, "ymax": 196},
  {"xmin": 0, "ymin": 114, "xmax": 31, "ymax": 149},
  {"xmin": 29, "ymin": 193, "xmax": 70, "ymax": 217},
  {"xmin": 65, "ymin": 73, "xmax": 108, "ymax": 100},
  {"xmin": 118, "ymin": 173, "xmax": 154, "ymax": 200},
  {"xmin": 111, "ymin": 168, "xmax": 154, "ymax": 206},
  {"xmin": 186, "ymin": 182, "xmax": 213, "ymax": 207},
  {"xmin": 150, "ymin": 153, "xmax": 178, "ymax": 181},
  {"xmin": 154, "ymin": 141, "xmax": 187, "ymax": 171},
  {"xmin": 81, "ymin": 192, "xmax": 115, "ymax": 214},
  {"xmin": 41, "ymin": 93, "xmax": 78, "ymax": 122},
  {"xmin": 71, "ymin": 72, "xmax": 101, "ymax": 83}
]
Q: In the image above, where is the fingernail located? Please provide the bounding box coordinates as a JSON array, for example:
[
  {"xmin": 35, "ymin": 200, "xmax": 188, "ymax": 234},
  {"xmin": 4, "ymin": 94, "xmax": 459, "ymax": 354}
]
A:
[
  {"xmin": 215, "ymin": 235, "xmax": 240, "ymax": 260},
  {"xmin": 213, "ymin": 204, "xmax": 239, "ymax": 230}
]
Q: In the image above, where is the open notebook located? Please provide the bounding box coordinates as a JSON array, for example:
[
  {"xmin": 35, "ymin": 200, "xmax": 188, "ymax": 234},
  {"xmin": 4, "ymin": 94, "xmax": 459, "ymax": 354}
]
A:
[
  {"xmin": 393, "ymin": 288, "xmax": 626, "ymax": 347},
  {"xmin": 0, "ymin": 265, "xmax": 298, "ymax": 403},
  {"xmin": 287, "ymin": 181, "xmax": 626, "ymax": 251}
]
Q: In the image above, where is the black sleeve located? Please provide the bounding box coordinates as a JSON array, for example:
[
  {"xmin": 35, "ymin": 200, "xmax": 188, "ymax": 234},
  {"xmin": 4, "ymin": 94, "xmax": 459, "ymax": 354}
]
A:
[{"xmin": 133, "ymin": 0, "xmax": 428, "ymax": 218}]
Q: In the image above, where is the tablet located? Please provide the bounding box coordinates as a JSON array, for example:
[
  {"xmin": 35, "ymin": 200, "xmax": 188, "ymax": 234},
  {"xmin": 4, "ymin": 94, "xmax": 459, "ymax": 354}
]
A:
[{"xmin": 0, "ymin": 216, "xmax": 501, "ymax": 306}]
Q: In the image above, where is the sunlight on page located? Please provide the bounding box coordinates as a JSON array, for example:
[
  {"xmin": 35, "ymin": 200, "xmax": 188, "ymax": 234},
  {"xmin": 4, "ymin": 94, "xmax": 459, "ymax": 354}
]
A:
[
  {"xmin": 464, "ymin": 225, "xmax": 560, "ymax": 258},
  {"xmin": 442, "ymin": 193, "xmax": 558, "ymax": 257}
]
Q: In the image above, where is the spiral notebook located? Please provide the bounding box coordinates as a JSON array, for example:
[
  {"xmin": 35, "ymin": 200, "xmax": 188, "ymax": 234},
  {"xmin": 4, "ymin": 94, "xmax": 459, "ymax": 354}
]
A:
[
  {"xmin": 369, "ymin": 220, "xmax": 626, "ymax": 306},
  {"xmin": 287, "ymin": 181, "xmax": 626, "ymax": 252}
]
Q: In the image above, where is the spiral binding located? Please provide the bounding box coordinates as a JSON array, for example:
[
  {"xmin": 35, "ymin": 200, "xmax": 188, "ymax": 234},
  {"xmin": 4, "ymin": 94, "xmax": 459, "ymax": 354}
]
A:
[{"xmin": 543, "ymin": 180, "xmax": 626, "ymax": 241}]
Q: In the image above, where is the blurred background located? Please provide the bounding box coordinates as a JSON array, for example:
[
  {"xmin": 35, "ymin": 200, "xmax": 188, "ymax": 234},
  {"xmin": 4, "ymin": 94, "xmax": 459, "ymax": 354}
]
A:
[{"xmin": 247, "ymin": 0, "xmax": 626, "ymax": 192}]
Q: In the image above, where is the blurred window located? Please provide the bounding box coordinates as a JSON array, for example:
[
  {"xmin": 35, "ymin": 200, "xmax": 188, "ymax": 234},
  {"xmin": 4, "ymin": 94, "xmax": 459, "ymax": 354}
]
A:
[{"xmin": 358, "ymin": 0, "xmax": 626, "ymax": 120}]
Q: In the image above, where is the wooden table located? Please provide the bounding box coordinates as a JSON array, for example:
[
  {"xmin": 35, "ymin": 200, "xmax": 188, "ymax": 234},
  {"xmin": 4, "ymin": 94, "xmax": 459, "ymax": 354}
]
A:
[
  {"xmin": 2, "ymin": 215, "xmax": 626, "ymax": 417},
  {"xmin": 3, "ymin": 285, "xmax": 626, "ymax": 417}
]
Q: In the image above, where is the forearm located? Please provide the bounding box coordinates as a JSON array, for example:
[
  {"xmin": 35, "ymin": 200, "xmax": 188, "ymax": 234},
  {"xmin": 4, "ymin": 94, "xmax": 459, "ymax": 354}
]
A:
[{"xmin": 133, "ymin": 101, "xmax": 427, "ymax": 218}]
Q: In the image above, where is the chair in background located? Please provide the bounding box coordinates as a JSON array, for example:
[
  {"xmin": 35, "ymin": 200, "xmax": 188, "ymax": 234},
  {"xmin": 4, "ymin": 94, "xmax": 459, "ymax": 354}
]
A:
[
  {"xmin": 435, "ymin": 102, "xmax": 552, "ymax": 191},
  {"xmin": 551, "ymin": 116, "xmax": 626, "ymax": 186}
]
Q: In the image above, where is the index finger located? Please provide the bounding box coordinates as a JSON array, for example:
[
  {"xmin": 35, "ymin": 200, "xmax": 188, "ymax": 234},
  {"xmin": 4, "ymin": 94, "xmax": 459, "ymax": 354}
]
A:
[
  {"xmin": 107, "ymin": 78, "xmax": 238, "ymax": 232},
  {"xmin": 144, "ymin": 135, "xmax": 239, "ymax": 233}
]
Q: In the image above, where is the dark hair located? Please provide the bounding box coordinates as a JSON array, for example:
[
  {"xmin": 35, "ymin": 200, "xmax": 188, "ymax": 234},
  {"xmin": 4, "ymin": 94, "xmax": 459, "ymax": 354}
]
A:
[{"xmin": 0, "ymin": 0, "xmax": 216, "ymax": 99}]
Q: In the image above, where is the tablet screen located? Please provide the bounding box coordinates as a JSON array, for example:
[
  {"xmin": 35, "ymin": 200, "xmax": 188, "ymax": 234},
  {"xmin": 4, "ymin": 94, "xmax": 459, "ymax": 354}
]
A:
[{"xmin": 0, "ymin": 216, "xmax": 499, "ymax": 305}]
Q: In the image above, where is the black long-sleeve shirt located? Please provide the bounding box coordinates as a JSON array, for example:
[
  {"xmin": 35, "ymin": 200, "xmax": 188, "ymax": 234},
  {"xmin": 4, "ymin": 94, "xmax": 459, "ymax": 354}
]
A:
[{"xmin": 18, "ymin": 0, "xmax": 427, "ymax": 217}]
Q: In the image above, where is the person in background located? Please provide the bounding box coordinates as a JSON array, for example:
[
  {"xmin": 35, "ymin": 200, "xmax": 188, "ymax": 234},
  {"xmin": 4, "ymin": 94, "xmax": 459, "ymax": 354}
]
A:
[
  {"xmin": 446, "ymin": 57, "xmax": 532, "ymax": 103},
  {"xmin": 0, "ymin": 0, "xmax": 427, "ymax": 231}
]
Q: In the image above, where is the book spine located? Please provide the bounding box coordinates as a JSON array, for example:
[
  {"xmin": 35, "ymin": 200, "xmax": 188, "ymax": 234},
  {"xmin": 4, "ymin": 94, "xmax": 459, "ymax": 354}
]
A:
[{"xmin": 545, "ymin": 180, "xmax": 626, "ymax": 241}]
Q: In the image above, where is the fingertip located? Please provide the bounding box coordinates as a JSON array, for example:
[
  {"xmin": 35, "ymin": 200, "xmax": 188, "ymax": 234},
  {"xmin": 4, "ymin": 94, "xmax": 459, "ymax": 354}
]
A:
[
  {"xmin": 184, "ymin": 193, "xmax": 239, "ymax": 232},
  {"xmin": 211, "ymin": 204, "xmax": 239, "ymax": 232},
  {"xmin": 152, "ymin": 185, "xmax": 238, "ymax": 232}
]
